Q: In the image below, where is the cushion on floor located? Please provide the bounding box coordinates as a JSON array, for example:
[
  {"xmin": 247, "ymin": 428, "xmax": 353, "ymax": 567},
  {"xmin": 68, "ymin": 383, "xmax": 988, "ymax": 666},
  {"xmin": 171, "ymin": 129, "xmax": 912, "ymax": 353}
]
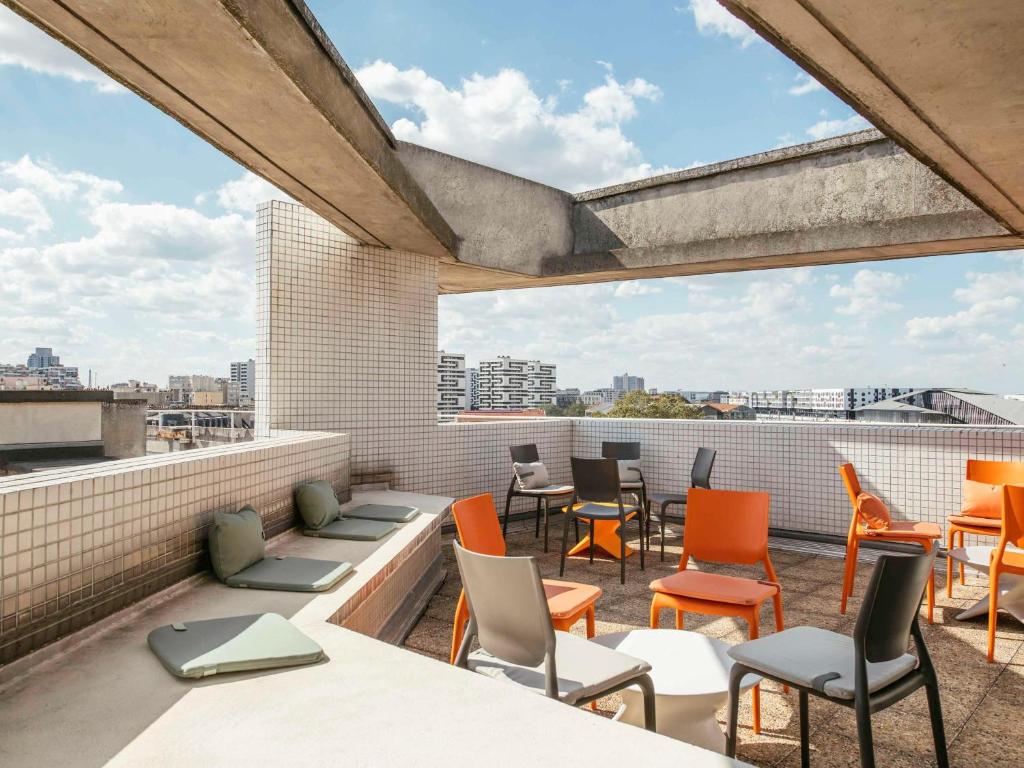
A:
[
  {"xmin": 650, "ymin": 570, "xmax": 779, "ymax": 606},
  {"xmin": 224, "ymin": 556, "xmax": 353, "ymax": 591},
  {"xmin": 208, "ymin": 506, "xmax": 265, "ymax": 581},
  {"xmin": 468, "ymin": 630, "xmax": 650, "ymax": 705},
  {"xmin": 147, "ymin": 613, "xmax": 323, "ymax": 679},
  {"xmin": 346, "ymin": 504, "xmax": 420, "ymax": 523},
  {"xmin": 728, "ymin": 625, "xmax": 918, "ymax": 700},
  {"xmin": 302, "ymin": 517, "xmax": 396, "ymax": 541},
  {"xmin": 294, "ymin": 480, "xmax": 340, "ymax": 529}
]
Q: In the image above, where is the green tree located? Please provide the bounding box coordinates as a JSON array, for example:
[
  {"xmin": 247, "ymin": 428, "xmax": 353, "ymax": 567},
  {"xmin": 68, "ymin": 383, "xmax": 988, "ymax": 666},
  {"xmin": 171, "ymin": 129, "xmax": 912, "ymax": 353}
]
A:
[
  {"xmin": 541, "ymin": 401, "xmax": 588, "ymax": 417},
  {"xmin": 604, "ymin": 391, "xmax": 703, "ymax": 420}
]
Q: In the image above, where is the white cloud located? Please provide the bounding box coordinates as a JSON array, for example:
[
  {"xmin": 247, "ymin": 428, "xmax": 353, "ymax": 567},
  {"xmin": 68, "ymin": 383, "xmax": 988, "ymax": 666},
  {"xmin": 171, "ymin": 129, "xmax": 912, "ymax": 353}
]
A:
[
  {"xmin": 806, "ymin": 114, "xmax": 871, "ymax": 140},
  {"xmin": 614, "ymin": 281, "xmax": 662, "ymax": 298},
  {"xmin": 1, "ymin": 156, "xmax": 123, "ymax": 206},
  {"xmin": 829, "ymin": 269, "xmax": 906, "ymax": 316},
  {"xmin": 788, "ymin": 72, "xmax": 823, "ymax": 96},
  {"xmin": 0, "ymin": 187, "xmax": 51, "ymax": 234},
  {"xmin": 906, "ymin": 263, "xmax": 1024, "ymax": 341},
  {"xmin": 0, "ymin": 7, "xmax": 124, "ymax": 93},
  {"xmin": 197, "ymin": 171, "xmax": 291, "ymax": 213},
  {"xmin": 356, "ymin": 60, "xmax": 672, "ymax": 191},
  {"xmin": 681, "ymin": 1, "xmax": 759, "ymax": 47}
]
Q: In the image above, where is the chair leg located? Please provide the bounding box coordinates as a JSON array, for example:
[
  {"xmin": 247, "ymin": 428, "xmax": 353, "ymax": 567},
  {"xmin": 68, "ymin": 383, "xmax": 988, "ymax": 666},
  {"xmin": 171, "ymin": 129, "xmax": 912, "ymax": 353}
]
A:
[
  {"xmin": 854, "ymin": 692, "xmax": 876, "ymax": 768},
  {"xmin": 840, "ymin": 538, "xmax": 859, "ymax": 614},
  {"xmin": 585, "ymin": 606, "xmax": 595, "ymax": 638},
  {"xmin": 503, "ymin": 491, "xmax": 513, "ymax": 537},
  {"xmin": 534, "ymin": 497, "xmax": 542, "ymax": 538},
  {"xmin": 987, "ymin": 562, "xmax": 1001, "ymax": 662},
  {"xmin": 619, "ymin": 514, "xmax": 626, "ymax": 585},
  {"xmin": 559, "ymin": 508, "xmax": 572, "ymax": 578},
  {"xmin": 924, "ymin": 672, "xmax": 950, "ymax": 768},
  {"xmin": 638, "ymin": 512, "xmax": 645, "ymax": 572},
  {"xmin": 725, "ymin": 663, "xmax": 745, "ymax": 758},
  {"xmin": 799, "ymin": 690, "xmax": 810, "ymax": 768},
  {"xmin": 574, "ymin": 517, "xmax": 580, "ymax": 544},
  {"xmin": 660, "ymin": 502, "xmax": 669, "ymax": 562},
  {"xmin": 448, "ymin": 590, "xmax": 469, "ymax": 665},
  {"xmin": 649, "ymin": 598, "xmax": 660, "ymax": 628},
  {"xmin": 542, "ymin": 497, "xmax": 550, "ymax": 553},
  {"xmin": 946, "ymin": 527, "xmax": 956, "ymax": 598},
  {"xmin": 675, "ymin": 610, "xmax": 684, "ymax": 629},
  {"xmin": 636, "ymin": 673, "xmax": 657, "ymax": 732},
  {"xmin": 589, "ymin": 519, "xmax": 595, "ymax": 565},
  {"xmin": 749, "ymin": 612, "xmax": 761, "ymax": 735},
  {"xmin": 923, "ymin": 541, "xmax": 935, "ymax": 624},
  {"xmin": 959, "ymin": 530, "xmax": 966, "ymax": 585}
]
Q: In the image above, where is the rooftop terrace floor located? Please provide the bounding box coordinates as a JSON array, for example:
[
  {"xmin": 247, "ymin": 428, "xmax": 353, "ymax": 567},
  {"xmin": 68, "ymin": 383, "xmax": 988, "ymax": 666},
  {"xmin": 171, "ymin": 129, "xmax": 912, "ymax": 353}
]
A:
[{"xmin": 406, "ymin": 522, "xmax": 1024, "ymax": 768}]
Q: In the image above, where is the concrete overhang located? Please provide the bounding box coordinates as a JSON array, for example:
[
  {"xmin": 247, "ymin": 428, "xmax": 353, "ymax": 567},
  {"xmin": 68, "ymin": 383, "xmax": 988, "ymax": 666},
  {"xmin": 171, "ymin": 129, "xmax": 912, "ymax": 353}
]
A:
[
  {"xmin": 722, "ymin": 0, "xmax": 1024, "ymax": 236},
  {"xmin": 3, "ymin": 0, "xmax": 457, "ymax": 259}
]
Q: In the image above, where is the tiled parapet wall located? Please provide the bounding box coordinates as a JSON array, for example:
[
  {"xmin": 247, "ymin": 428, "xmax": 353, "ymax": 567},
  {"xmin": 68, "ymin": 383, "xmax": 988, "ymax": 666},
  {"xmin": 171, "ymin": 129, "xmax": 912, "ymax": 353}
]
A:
[
  {"xmin": 0, "ymin": 432, "xmax": 350, "ymax": 664},
  {"xmin": 572, "ymin": 419, "xmax": 1024, "ymax": 538}
]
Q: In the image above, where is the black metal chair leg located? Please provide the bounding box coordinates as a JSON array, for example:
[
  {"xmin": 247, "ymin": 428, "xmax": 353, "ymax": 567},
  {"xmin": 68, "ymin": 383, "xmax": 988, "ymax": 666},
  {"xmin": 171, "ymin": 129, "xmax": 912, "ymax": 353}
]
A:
[
  {"xmin": 589, "ymin": 519, "xmax": 595, "ymax": 565},
  {"xmin": 502, "ymin": 486, "xmax": 514, "ymax": 537},
  {"xmin": 542, "ymin": 497, "xmax": 550, "ymax": 553},
  {"xmin": 559, "ymin": 507, "xmax": 572, "ymax": 577},
  {"xmin": 854, "ymin": 693, "xmax": 876, "ymax": 768},
  {"xmin": 799, "ymin": 690, "xmax": 810, "ymax": 768},
  {"xmin": 574, "ymin": 517, "xmax": 580, "ymax": 543},
  {"xmin": 619, "ymin": 513, "xmax": 626, "ymax": 585},
  {"xmin": 725, "ymin": 664, "xmax": 745, "ymax": 758},
  {"xmin": 636, "ymin": 673, "xmax": 657, "ymax": 732},
  {"xmin": 534, "ymin": 497, "xmax": 541, "ymax": 538},
  {"xmin": 660, "ymin": 501, "xmax": 668, "ymax": 561},
  {"xmin": 925, "ymin": 677, "xmax": 950, "ymax": 768},
  {"xmin": 638, "ymin": 510, "xmax": 645, "ymax": 572}
]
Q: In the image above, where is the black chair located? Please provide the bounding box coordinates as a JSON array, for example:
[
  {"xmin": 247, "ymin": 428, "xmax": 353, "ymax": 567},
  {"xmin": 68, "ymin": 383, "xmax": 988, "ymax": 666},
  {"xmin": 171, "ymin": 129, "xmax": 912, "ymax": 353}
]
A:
[
  {"xmin": 646, "ymin": 447, "xmax": 716, "ymax": 561},
  {"xmin": 725, "ymin": 551, "xmax": 948, "ymax": 768},
  {"xmin": 560, "ymin": 457, "xmax": 645, "ymax": 585},
  {"xmin": 502, "ymin": 444, "xmax": 574, "ymax": 552},
  {"xmin": 601, "ymin": 441, "xmax": 647, "ymax": 547}
]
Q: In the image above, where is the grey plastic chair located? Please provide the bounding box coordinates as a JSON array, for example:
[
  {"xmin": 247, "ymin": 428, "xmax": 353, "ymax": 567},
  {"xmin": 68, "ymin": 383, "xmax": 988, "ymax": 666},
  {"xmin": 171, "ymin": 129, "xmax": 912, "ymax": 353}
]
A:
[
  {"xmin": 725, "ymin": 551, "xmax": 948, "ymax": 768},
  {"xmin": 559, "ymin": 457, "xmax": 645, "ymax": 585},
  {"xmin": 601, "ymin": 441, "xmax": 648, "ymax": 527},
  {"xmin": 502, "ymin": 443, "xmax": 574, "ymax": 552},
  {"xmin": 646, "ymin": 447, "xmax": 716, "ymax": 561},
  {"xmin": 452, "ymin": 542, "xmax": 656, "ymax": 728}
]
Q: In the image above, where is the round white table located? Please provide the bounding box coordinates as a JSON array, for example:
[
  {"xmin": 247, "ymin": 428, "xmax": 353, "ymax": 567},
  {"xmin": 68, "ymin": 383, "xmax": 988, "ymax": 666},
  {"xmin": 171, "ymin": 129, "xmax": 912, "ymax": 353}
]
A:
[
  {"xmin": 948, "ymin": 545, "xmax": 1024, "ymax": 624},
  {"xmin": 590, "ymin": 628, "xmax": 760, "ymax": 753}
]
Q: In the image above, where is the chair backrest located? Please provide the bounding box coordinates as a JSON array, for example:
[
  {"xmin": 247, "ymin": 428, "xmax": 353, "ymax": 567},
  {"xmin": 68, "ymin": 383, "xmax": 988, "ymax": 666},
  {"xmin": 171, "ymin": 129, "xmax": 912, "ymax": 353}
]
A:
[
  {"xmin": 452, "ymin": 542, "xmax": 553, "ymax": 667},
  {"xmin": 601, "ymin": 441, "xmax": 640, "ymax": 460},
  {"xmin": 571, "ymin": 456, "xmax": 622, "ymax": 503},
  {"xmin": 510, "ymin": 444, "xmax": 540, "ymax": 464},
  {"xmin": 854, "ymin": 551, "xmax": 935, "ymax": 663},
  {"xmin": 452, "ymin": 493, "xmax": 506, "ymax": 557},
  {"xmin": 1002, "ymin": 484, "xmax": 1024, "ymax": 550},
  {"xmin": 967, "ymin": 459, "xmax": 1024, "ymax": 485},
  {"xmin": 682, "ymin": 487, "xmax": 770, "ymax": 565},
  {"xmin": 691, "ymin": 447, "xmax": 716, "ymax": 488},
  {"xmin": 838, "ymin": 463, "xmax": 862, "ymax": 511}
]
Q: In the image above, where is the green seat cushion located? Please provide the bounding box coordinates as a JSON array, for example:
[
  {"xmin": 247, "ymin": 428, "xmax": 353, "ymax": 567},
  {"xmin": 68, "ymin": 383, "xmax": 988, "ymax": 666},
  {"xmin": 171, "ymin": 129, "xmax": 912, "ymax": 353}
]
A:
[
  {"xmin": 224, "ymin": 556, "xmax": 353, "ymax": 592},
  {"xmin": 346, "ymin": 504, "xmax": 420, "ymax": 523},
  {"xmin": 302, "ymin": 518, "xmax": 396, "ymax": 541},
  {"xmin": 208, "ymin": 506, "xmax": 266, "ymax": 581},
  {"xmin": 294, "ymin": 480, "xmax": 340, "ymax": 530},
  {"xmin": 147, "ymin": 613, "xmax": 323, "ymax": 679}
]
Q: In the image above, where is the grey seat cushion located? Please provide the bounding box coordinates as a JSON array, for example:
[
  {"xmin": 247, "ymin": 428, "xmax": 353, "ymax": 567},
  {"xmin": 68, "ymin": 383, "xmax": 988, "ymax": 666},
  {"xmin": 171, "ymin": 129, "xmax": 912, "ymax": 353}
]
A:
[
  {"xmin": 147, "ymin": 613, "xmax": 323, "ymax": 679},
  {"xmin": 516, "ymin": 484, "xmax": 574, "ymax": 496},
  {"xmin": 294, "ymin": 480, "xmax": 340, "ymax": 530},
  {"xmin": 302, "ymin": 518, "xmax": 396, "ymax": 541},
  {"xmin": 572, "ymin": 501, "xmax": 638, "ymax": 520},
  {"xmin": 346, "ymin": 504, "xmax": 420, "ymax": 523},
  {"xmin": 224, "ymin": 556, "xmax": 353, "ymax": 592},
  {"xmin": 727, "ymin": 626, "xmax": 918, "ymax": 700},
  {"xmin": 208, "ymin": 506, "xmax": 266, "ymax": 581},
  {"xmin": 647, "ymin": 491, "xmax": 687, "ymax": 506},
  {"xmin": 468, "ymin": 630, "xmax": 651, "ymax": 705}
]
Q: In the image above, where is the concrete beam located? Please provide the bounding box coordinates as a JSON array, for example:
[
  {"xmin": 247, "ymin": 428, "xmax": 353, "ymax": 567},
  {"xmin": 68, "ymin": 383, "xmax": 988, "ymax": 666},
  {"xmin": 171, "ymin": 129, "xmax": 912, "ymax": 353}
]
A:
[
  {"xmin": 723, "ymin": 0, "xmax": 1024, "ymax": 235},
  {"xmin": 4, "ymin": 0, "xmax": 456, "ymax": 259},
  {"xmin": 435, "ymin": 131, "xmax": 1022, "ymax": 293}
]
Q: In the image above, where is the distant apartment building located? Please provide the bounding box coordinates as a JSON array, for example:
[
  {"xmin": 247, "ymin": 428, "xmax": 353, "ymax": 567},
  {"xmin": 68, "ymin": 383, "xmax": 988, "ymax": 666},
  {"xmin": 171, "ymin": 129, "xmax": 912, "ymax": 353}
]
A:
[
  {"xmin": 613, "ymin": 373, "xmax": 645, "ymax": 393},
  {"xmin": 0, "ymin": 375, "xmax": 45, "ymax": 391},
  {"xmin": 436, "ymin": 351, "xmax": 467, "ymax": 422},
  {"xmin": 110, "ymin": 380, "xmax": 169, "ymax": 408},
  {"xmin": 466, "ymin": 367, "xmax": 480, "ymax": 410},
  {"xmin": 700, "ymin": 402, "xmax": 756, "ymax": 420},
  {"xmin": 855, "ymin": 388, "xmax": 1024, "ymax": 426},
  {"xmin": 230, "ymin": 359, "xmax": 256, "ymax": 407},
  {"xmin": 478, "ymin": 356, "xmax": 556, "ymax": 409},
  {"xmin": 681, "ymin": 390, "xmax": 728, "ymax": 404},
  {"xmin": 555, "ymin": 388, "xmax": 581, "ymax": 407},
  {"xmin": 27, "ymin": 347, "xmax": 61, "ymax": 368},
  {"xmin": 581, "ymin": 387, "xmax": 621, "ymax": 406},
  {"xmin": 0, "ymin": 347, "xmax": 82, "ymax": 390},
  {"xmin": 728, "ymin": 388, "xmax": 917, "ymax": 419},
  {"xmin": 168, "ymin": 374, "xmax": 221, "ymax": 406}
]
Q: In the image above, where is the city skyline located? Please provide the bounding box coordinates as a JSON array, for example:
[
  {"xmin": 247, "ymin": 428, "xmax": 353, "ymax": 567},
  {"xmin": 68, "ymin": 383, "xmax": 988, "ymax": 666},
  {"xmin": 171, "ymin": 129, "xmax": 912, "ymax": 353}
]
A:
[{"xmin": 1, "ymin": 4, "xmax": 1022, "ymax": 391}]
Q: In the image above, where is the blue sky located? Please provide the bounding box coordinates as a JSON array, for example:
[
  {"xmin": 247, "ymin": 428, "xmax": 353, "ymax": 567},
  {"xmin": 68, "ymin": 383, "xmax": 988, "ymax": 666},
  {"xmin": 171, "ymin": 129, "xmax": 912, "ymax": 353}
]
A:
[{"xmin": 0, "ymin": 2, "xmax": 1021, "ymax": 392}]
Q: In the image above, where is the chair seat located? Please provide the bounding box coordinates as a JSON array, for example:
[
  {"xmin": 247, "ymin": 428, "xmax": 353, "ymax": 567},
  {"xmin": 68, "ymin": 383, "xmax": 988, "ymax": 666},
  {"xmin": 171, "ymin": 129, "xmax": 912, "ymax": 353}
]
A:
[
  {"xmin": 647, "ymin": 490, "xmax": 687, "ymax": 506},
  {"xmin": 541, "ymin": 579, "xmax": 602, "ymax": 620},
  {"xmin": 571, "ymin": 501, "xmax": 639, "ymax": 520},
  {"xmin": 516, "ymin": 484, "xmax": 574, "ymax": 496},
  {"xmin": 650, "ymin": 570, "xmax": 779, "ymax": 606},
  {"xmin": 948, "ymin": 514, "xmax": 1001, "ymax": 530},
  {"xmin": 468, "ymin": 630, "xmax": 650, "ymax": 705},
  {"xmin": 620, "ymin": 481, "xmax": 644, "ymax": 490},
  {"xmin": 727, "ymin": 625, "xmax": 918, "ymax": 700},
  {"xmin": 862, "ymin": 520, "xmax": 942, "ymax": 540}
]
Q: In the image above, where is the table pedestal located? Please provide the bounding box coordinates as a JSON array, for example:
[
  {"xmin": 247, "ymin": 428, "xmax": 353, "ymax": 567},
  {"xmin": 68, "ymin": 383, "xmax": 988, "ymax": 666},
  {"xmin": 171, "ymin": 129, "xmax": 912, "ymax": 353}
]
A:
[
  {"xmin": 617, "ymin": 689, "xmax": 733, "ymax": 752},
  {"xmin": 949, "ymin": 546, "xmax": 1024, "ymax": 624},
  {"xmin": 566, "ymin": 514, "xmax": 637, "ymax": 560}
]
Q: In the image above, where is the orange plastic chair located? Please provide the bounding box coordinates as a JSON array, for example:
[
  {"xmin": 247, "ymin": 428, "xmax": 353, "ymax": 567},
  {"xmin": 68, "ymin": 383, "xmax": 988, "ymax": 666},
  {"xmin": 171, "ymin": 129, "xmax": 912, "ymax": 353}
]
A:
[
  {"xmin": 648, "ymin": 487, "xmax": 783, "ymax": 734},
  {"xmin": 987, "ymin": 484, "xmax": 1024, "ymax": 662},
  {"xmin": 839, "ymin": 463, "xmax": 942, "ymax": 623},
  {"xmin": 449, "ymin": 493, "xmax": 602, "ymax": 664},
  {"xmin": 947, "ymin": 460, "xmax": 1024, "ymax": 598}
]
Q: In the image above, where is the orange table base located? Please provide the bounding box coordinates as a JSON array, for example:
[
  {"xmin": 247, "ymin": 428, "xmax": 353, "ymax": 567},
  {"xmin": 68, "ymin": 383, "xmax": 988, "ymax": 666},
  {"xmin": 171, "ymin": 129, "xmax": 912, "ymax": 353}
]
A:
[{"xmin": 567, "ymin": 513, "xmax": 637, "ymax": 560}]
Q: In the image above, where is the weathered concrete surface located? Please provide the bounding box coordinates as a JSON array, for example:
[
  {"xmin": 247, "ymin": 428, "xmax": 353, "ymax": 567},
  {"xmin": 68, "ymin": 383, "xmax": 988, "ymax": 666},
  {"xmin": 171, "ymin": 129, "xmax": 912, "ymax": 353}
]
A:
[
  {"xmin": 437, "ymin": 132, "xmax": 1022, "ymax": 292},
  {"xmin": 3, "ymin": 0, "xmax": 456, "ymax": 258},
  {"xmin": 399, "ymin": 143, "xmax": 574, "ymax": 274},
  {"xmin": 723, "ymin": 0, "xmax": 1024, "ymax": 235}
]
